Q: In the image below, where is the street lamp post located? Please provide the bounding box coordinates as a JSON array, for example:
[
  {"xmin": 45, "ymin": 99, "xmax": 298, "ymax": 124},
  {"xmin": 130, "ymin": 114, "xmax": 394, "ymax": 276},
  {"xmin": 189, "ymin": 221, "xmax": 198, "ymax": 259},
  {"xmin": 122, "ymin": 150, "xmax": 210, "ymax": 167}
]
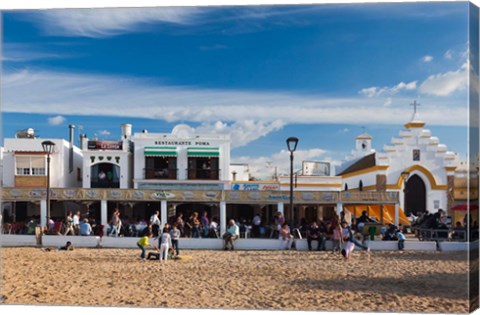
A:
[
  {"xmin": 400, "ymin": 171, "xmax": 410, "ymax": 222},
  {"xmin": 42, "ymin": 140, "xmax": 56, "ymax": 228},
  {"xmin": 286, "ymin": 137, "xmax": 299, "ymax": 227}
]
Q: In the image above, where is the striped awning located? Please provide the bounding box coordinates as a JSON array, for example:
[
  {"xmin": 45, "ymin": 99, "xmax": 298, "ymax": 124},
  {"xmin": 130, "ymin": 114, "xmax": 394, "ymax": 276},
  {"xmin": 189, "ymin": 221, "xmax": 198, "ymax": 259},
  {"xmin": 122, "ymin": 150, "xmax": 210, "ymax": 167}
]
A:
[
  {"xmin": 144, "ymin": 146, "xmax": 177, "ymax": 157},
  {"xmin": 187, "ymin": 147, "xmax": 219, "ymax": 157}
]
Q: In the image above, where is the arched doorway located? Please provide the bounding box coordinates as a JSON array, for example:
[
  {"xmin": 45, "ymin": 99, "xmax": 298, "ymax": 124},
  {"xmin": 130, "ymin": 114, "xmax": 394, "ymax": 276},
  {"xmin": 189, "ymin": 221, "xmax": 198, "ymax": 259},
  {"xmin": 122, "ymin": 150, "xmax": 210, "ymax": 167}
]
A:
[
  {"xmin": 404, "ymin": 174, "xmax": 426, "ymax": 216},
  {"xmin": 91, "ymin": 163, "xmax": 120, "ymax": 188}
]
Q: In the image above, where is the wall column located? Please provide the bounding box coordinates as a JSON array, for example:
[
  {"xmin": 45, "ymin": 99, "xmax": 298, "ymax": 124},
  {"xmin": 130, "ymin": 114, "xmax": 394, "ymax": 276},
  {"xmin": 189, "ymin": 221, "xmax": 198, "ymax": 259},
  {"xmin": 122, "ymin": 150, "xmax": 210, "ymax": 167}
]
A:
[
  {"xmin": 161, "ymin": 200, "xmax": 168, "ymax": 229},
  {"xmin": 101, "ymin": 199, "xmax": 108, "ymax": 236},
  {"xmin": 336, "ymin": 202, "xmax": 343, "ymax": 216},
  {"xmin": 220, "ymin": 201, "xmax": 227, "ymax": 236},
  {"xmin": 277, "ymin": 202, "xmax": 284, "ymax": 216},
  {"xmin": 40, "ymin": 199, "xmax": 47, "ymax": 228},
  {"xmin": 394, "ymin": 203, "xmax": 400, "ymax": 226}
]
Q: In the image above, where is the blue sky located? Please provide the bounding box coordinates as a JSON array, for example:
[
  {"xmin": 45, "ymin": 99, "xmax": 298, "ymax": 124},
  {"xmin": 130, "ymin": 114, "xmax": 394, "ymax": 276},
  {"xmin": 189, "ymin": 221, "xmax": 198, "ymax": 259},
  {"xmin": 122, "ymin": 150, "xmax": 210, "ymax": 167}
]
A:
[{"xmin": 1, "ymin": 2, "xmax": 474, "ymax": 178}]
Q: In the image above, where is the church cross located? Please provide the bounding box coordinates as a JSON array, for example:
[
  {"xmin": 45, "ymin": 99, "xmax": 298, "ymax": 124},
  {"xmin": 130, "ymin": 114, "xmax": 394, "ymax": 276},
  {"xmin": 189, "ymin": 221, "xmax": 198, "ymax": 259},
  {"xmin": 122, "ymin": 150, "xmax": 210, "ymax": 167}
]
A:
[{"xmin": 410, "ymin": 100, "xmax": 420, "ymax": 114}]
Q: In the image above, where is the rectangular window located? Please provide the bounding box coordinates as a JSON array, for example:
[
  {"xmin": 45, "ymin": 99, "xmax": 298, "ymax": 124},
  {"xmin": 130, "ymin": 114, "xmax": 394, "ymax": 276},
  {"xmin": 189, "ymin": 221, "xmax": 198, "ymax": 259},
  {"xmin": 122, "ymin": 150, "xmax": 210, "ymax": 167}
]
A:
[
  {"xmin": 413, "ymin": 149, "xmax": 420, "ymax": 161},
  {"xmin": 15, "ymin": 156, "xmax": 46, "ymax": 176}
]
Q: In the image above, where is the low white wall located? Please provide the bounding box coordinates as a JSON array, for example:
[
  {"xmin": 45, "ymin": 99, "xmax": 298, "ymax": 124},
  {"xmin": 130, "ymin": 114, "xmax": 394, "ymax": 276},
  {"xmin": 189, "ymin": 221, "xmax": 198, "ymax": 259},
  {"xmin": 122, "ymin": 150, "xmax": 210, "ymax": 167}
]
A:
[
  {"xmin": 295, "ymin": 240, "xmax": 334, "ymax": 251},
  {"xmin": 438, "ymin": 242, "xmax": 470, "ymax": 252},
  {"xmin": 0, "ymin": 235, "xmax": 37, "ymax": 247},
  {"xmin": 43, "ymin": 235, "xmax": 101, "ymax": 248},
  {"xmin": 365, "ymin": 240, "xmax": 437, "ymax": 251}
]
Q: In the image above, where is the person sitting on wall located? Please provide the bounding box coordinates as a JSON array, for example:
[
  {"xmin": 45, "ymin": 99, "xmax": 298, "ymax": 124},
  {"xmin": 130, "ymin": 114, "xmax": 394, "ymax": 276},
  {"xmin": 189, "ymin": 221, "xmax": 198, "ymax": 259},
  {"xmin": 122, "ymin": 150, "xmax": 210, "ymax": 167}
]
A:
[
  {"xmin": 223, "ymin": 219, "xmax": 240, "ymax": 250},
  {"xmin": 356, "ymin": 211, "xmax": 376, "ymax": 232},
  {"xmin": 79, "ymin": 218, "xmax": 93, "ymax": 236},
  {"xmin": 306, "ymin": 221, "xmax": 323, "ymax": 251}
]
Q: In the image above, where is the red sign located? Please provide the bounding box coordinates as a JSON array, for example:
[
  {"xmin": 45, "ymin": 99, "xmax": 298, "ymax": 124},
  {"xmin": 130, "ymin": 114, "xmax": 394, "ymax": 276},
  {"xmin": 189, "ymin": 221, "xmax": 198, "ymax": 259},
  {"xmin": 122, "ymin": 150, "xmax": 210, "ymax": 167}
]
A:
[{"xmin": 87, "ymin": 141, "xmax": 123, "ymax": 150}]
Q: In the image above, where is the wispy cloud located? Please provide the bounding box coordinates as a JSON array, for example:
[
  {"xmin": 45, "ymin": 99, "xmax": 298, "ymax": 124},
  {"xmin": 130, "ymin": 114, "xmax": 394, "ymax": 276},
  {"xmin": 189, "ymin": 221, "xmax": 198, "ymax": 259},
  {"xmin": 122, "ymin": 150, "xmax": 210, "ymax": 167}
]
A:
[
  {"xmin": 2, "ymin": 43, "xmax": 69, "ymax": 62},
  {"xmin": 233, "ymin": 147, "xmax": 331, "ymax": 179},
  {"xmin": 29, "ymin": 7, "xmax": 205, "ymax": 38},
  {"xmin": 444, "ymin": 49, "xmax": 453, "ymax": 60},
  {"xmin": 2, "ymin": 68, "xmax": 468, "ymax": 131},
  {"xmin": 195, "ymin": 120, "xmax": 284, "ymax": 148},
  {"xmin": 99, "ymin": 130, "xmax": 111, "ymax": 136},
  {"xmin": 422, "ymin": 55, "xmax": 433, "ymax": 63},
  {"xmin": 418, "ymin": 62, "xmax": 468, "ymax": 96},
  {"xmin": 359, "ymin": 81, "xmax": 417, "ymax": 98},
  {"xmin": 48, "ymin": 115, "xmax": 66, "ymax": 126}
]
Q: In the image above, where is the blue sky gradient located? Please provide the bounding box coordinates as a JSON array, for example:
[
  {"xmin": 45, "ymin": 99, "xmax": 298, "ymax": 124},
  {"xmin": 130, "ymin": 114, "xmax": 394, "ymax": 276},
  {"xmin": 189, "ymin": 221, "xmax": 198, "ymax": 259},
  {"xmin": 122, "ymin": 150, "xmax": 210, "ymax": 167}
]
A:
[{"xmin": 1, "ymin": 3, "xmax": 472, "ymax": 178}]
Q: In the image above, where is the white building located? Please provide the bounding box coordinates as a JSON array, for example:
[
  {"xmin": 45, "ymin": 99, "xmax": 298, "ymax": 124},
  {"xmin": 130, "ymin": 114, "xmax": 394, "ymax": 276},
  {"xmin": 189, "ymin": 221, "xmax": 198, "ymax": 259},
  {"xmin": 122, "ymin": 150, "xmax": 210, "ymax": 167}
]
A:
[
  {"xmin": 2, "ymin": 128, "xmax": 83, "ymax": 226},
  {"xmin": 81, "ymin": 124, "xmax": 133, "ymax": 189},
  {"xmin": 132, "ymin": 124, "xmax": 231, "ymax": 190},
  {"xmin": 337, "ymin": 111, "xmax": 458, "ymax": 216}
]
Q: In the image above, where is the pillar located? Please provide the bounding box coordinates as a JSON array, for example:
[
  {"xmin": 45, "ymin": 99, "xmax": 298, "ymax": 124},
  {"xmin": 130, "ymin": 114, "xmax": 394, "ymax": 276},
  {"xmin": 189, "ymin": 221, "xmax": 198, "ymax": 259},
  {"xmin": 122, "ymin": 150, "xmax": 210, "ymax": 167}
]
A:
[
  {"xmin": 161, "ymin": 200, "xmax": 167, "ymax": 229},
  {"xmin": 220, "ymin": 201, "xmax": 227, "ymax": 236},
  {"xmin": 40, "ymin": 199, "xmax": 47, "ymax": 228},
  {"xmin": 101, "ymin": 199, "xmax": 108, "ymax": 236},
  {"xmin": 277, "ymin": 202, "xmax": 284, "ymax": 215},
  {"xmin": 394, "ymin": 203, "xmax": 399, "ymax": 226},
  {"xmin": 336, "ymin": 202, "xmax": 343, "ymax": 216}
]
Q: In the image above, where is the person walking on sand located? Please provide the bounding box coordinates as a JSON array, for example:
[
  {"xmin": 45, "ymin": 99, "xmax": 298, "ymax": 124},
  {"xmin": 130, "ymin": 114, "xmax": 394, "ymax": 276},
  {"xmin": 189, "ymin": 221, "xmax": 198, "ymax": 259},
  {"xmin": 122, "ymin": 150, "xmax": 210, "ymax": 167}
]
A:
[
  {"xmin": 158, "ymin": 227, "xmax": 173, "ymax": 262},
  {"xmin": 170, "ymin": 223, "xmax": 181, "ymax": 256},
  {"xmin": 137, "ymin": 232, "xmax": 153, "ymax": 260}
]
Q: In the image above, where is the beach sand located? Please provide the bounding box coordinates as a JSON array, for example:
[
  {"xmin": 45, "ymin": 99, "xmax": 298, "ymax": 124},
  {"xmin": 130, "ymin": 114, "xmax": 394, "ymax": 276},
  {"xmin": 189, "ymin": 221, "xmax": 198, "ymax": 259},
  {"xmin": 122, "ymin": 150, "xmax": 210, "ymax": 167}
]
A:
[{"xmin": 1, "ymin": 247, "xmax": 470, "ymax": 313}]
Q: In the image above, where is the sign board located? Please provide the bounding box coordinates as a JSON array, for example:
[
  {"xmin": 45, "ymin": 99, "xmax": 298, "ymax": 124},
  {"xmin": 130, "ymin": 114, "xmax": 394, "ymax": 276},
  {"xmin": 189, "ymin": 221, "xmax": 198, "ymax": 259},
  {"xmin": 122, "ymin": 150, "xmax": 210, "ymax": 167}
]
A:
[
  {"xmin": 88, "ymin": 141, "xmax": 123, "ymax": 150},
  {"xmin": 302, "ymin": 161, "xmax": 331, "ymax": 176},
  {"xmin": 231, "ymin": 183, "xmax": 280, "ymax": 191}
]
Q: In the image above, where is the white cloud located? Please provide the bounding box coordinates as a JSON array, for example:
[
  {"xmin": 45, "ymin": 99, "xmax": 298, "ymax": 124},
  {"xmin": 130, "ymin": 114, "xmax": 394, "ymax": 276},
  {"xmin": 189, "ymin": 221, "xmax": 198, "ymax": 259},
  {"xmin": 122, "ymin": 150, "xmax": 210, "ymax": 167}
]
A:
[
  {"xmin": 47, "ymin": 115, "xmax": 66, "ymax": 126},
  {"xmin": 422, "ymin": 55, "xmax": 433, "ymax": 63},
  {"xmin": 444, "ymin": 50, "xmax": 453, "ymax": 60},
  {"xmin": 2, "ymin": 68, "xmax": 468, "ymax": 130},
  {"xmin": 418, "ymin": 62, "xmax": 468, "ymax": 96},
  {"xmin": 383, "ymin": 97, "xmax": 393, "ymax": 107},
  {"xmin": 32, "ymin": 7, "xmax": 204, "ymax": 38},
  {"xmin": 195, "ymin": 120, "xmax": 284, "ymax": 148},
  {"xmin": 2, "ymin": 43, "xmax": 68, "ymax": 62},
  {"xmin": 233, "ymin": 148, "xmax": 330, "ymax": 180},
  {"xmin": 99, "ymin": 130, "xmax": 111, "ymax": 136},
  {"xmin": 359, "ymin": 81, "xmax": 417, "ymax": 98}
]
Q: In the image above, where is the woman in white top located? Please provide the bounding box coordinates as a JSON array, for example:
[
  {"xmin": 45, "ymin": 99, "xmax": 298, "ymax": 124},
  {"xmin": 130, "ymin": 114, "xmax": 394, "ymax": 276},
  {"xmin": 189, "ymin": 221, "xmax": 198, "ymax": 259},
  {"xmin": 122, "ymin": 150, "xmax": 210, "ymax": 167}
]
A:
[{"xmin": 159, "ymin": 227, "xmax": 173, "ymax": 261}]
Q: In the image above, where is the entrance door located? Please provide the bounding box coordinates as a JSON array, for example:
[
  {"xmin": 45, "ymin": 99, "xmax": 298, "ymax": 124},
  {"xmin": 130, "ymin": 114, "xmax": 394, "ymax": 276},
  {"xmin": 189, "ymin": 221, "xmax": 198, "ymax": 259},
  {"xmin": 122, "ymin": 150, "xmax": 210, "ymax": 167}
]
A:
[{"xmin": 404, "ymin": 174, "xmax": 426, "ymax": 216}]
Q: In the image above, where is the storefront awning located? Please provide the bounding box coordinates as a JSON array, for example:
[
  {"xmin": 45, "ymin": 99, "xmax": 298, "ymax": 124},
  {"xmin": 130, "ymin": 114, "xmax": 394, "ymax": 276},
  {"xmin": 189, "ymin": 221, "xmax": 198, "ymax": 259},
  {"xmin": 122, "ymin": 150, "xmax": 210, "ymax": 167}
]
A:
[
  {"xmin": 144, "ymin": 146, "xmax": 177, "ymax": 157},
  {"xmin": 187, "ymin": 147, "xmax": 219, "ymax": 157}
]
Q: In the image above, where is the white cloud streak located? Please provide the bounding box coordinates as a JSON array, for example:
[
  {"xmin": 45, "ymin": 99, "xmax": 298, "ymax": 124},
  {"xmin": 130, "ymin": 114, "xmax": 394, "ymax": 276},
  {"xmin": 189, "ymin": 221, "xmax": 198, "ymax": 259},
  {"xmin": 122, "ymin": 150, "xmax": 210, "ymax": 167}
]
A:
[
  {"xmin": 48, "ymin": 115, "xmax": 66, "ymax": 126},
  {"xmin": 422, "ymin": 55, "xmax": 433, "ymax": 63},
  {"xmin": 2, "ymin": 68, "xmax": 468, "ymax": 130},
  {"xmin": 31, "ymin": 7, "xmax": 204, "ymax": 38},
  {"xmin": 359, "ymin": 81, "xmax": 417, "ymax": 98},
  {"xmin": 418, "ymin": 62, "xmax": 469, "ymax": 96}
]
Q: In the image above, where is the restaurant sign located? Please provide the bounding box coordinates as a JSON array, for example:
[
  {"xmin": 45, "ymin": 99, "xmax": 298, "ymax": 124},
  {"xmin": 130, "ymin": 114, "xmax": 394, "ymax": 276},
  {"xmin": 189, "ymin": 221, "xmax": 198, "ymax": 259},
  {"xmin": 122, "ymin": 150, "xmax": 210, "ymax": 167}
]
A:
[{"xmin": 88, "ymin": 140, "xmax": 123, "ymax": 150}]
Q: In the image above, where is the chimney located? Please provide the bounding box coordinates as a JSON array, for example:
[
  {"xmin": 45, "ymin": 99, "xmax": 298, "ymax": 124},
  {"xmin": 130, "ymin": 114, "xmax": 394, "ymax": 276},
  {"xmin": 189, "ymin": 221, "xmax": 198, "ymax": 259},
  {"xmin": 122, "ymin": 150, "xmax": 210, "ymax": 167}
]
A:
[
  {"xmin": 68, "ymin": 124, "xmax": 75, "ymax": 173},
  {"xmin": 121, "ymin": 123, "xmax": 132, "ymax": 139},
  {"xmin": 79, "ymin": 134, "xmax": 87, "ymax": 150}
]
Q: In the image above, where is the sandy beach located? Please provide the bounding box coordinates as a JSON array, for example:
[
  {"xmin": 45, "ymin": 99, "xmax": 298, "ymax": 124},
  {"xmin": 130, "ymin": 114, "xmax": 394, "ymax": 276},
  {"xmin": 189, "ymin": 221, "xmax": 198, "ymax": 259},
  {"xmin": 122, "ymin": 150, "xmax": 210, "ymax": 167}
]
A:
[{"xmin": 1, "ymin": 247, "xmax": 470, "ymax": 313}]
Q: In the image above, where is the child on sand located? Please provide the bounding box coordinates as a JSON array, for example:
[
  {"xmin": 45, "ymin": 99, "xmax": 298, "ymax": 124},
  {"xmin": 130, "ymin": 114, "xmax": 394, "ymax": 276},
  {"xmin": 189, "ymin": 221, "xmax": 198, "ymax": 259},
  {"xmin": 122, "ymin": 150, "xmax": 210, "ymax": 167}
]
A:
[
  {"xmin": 137, "ymin": 232, "xmax": 153, "ymax": 260},
  {"xmin": 159, "ymin": 227, "xmax": 173, "ymax": 262},
  {"xmin": 332, "ymin": 222, "xmax": 342, "ymax": 252}
]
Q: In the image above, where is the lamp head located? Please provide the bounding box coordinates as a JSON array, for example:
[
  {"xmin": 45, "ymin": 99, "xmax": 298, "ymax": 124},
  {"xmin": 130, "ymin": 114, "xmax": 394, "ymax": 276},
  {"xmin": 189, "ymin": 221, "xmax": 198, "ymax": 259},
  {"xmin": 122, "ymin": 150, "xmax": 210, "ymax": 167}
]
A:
[
  {"xmin": 286, "ymin": 137, "xmax": 299, "ymax": 152},
  {"xmin": 41, "ymin": 140, "xmax": 56, "ymax": 154}
]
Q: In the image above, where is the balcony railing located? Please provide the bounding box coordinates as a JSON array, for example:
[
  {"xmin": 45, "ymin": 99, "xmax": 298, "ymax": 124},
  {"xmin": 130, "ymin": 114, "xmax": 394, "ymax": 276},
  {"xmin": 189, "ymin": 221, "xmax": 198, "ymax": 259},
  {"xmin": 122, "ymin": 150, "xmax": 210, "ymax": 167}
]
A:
[
  {"xmin": 144, "ymin": 168, "xmax": 178, "ymax": 180},
  {"xmin": 187, "ymin": 168, "xmax": 220, "ymax": 180},
  {"xmin": 91, "ymin": 177, "xmax": 120, "ymax": 188}
]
